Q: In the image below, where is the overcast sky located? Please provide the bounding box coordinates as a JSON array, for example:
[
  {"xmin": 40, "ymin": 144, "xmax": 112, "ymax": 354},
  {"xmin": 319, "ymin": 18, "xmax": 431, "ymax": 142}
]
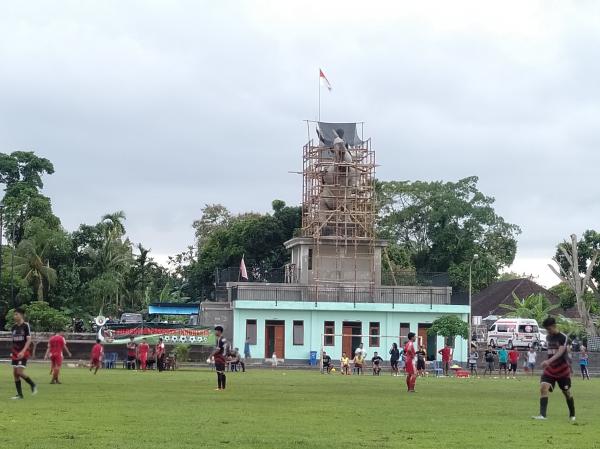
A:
[{"xmin": 1, "ymin": 1, "xmax": 599, "ymax": 287}]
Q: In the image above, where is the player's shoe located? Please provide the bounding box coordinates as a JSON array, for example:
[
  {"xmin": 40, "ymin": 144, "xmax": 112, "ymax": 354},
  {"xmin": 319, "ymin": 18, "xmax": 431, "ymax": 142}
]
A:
[
  {"xmin": 31, "ymin": 385, "xmax": 38, "ymax": 395},
  {"xmin": 531, "ymin": 415, "xmax": 547, "ymax": 420},
  {"xmin": 10, "ymin": 395, "xmax": 24, "ymax": 400},
  {"xmin": 569, "ymin": 417, "xmax": 576, "ymax": 423}
]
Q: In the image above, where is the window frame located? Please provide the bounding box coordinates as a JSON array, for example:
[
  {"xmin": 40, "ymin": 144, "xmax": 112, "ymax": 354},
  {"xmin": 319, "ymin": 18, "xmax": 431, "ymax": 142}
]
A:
[
  {"xmin": 293, "ymin": 320, "xmax": 304, "ymax": 345},
  {"xmin": 246, "ymin": 319, "xmax": 257, "ymax": 345},
  {"xmin": 324, "ymin": 321, "xmax": 335, "ymax": 346},
  {"xmin": 369, "ymin": 322, "xmax": 380, "ymax": 347}
]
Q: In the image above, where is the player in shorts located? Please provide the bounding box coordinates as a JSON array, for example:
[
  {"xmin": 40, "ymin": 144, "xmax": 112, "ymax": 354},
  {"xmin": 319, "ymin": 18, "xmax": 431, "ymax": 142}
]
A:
[
  {"xmin": 90, "ymin": 339, "xmax": 103, "ymax": 374},
  {"xmin": 404, "ymin": 332, "xmax": 417, "ymax": 392},
  {"xmin": 211, "ymin": 326, "xmax": 228, "ymax": 390},
  {"xmin": 10, "ymin": 308, "xmax": 37, "ymax": 399},
  {"xmin": 532, "ymin": 317, "xmax": 575, "ymax": 421},
  {"xmin": 44, "ymin": 331, "xmax": 72, "ymax": 384}
]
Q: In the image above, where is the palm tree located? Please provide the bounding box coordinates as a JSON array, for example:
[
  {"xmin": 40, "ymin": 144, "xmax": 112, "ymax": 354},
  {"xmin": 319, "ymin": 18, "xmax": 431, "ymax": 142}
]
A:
[
  {"xmin": 13, "ymin": 239, "xmax": 57, "ymax": 301},
  {"xmin": 101, "ymin": 211, "xmax": 126, "ymax": 237},
  {"xmin": 500, "ymin": 292, "xmax": 559, "ymax": 324}
]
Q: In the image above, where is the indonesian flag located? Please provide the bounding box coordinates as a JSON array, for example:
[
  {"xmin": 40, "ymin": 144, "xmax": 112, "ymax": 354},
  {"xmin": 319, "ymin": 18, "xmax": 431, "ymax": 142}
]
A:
[
  {"xmin": 240, "ymin": 255, "xmax": 248, "ymax": 280},
  {"xmin": 319, "ymin": 68, "xmax": 332, "ymax": 91}
]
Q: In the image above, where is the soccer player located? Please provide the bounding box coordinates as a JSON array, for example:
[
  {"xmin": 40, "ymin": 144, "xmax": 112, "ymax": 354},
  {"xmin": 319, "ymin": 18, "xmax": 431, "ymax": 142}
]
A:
[
  {"xmin": 371, "ymin": 352, "xmax": 383, "ymax": 375},
  {"xmin": 211, "ymin": 325, "xmax": 228, "ymax": 390},
  {"xmin": 508, "ymin": 348, "xmax": 519, "ymax": 379},
  {"xmin": 438, "ymin": 343, "xmax": 452, "ymax": 376},
  {"xmin": 126, "ymin": 336, "xmax": 137, "ymax": 370},
  {"xmin": 90, "ymin": 339, "xmax": 103, "ymax": 374},
  {"xmin": 10, "ymin": 308, "xmax": 37, "ymax": 399},
  {"xmin": 533, "ymin": 317, "xmax": 575, "ymax": 421},
  {"xmin": 138, "ymin": 338, "xmax": 150, "ymax": 370},
  {"xmin": 44, "ymin": 331, "xmax": 72, "ymax": 384},
  {"xmin": 483, "ymin": 345, "xmax": 496, "ymax": 376},
  {"xmin": 404, "ymin": 332, "xmax": 417, "ymax": 392},
  {"xmin": 497, "ymin": 346, "xmax": 509, "ymax": 378}
]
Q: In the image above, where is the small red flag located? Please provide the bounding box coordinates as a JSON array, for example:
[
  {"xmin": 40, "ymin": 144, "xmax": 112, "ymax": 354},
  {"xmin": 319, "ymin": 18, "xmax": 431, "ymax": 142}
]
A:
[
  {"xmin": 319, "ymin": 68, "xmax": 332, "ymax": 91},
  {"xmin": 240, "ymin": 256, "xmax": 248, "ymax": 280}
]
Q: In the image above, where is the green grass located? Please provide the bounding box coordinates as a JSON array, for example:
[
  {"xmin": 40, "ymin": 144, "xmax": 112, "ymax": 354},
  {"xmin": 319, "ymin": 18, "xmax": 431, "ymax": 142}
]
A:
[{"xmin": 0, "ymin": 364, "xmax": 598, "ymax": 449}]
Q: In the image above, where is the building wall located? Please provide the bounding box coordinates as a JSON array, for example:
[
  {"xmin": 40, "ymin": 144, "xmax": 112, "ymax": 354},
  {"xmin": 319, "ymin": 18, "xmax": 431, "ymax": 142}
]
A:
[{"xmin": 232, "ymin": 300, "xmax": 468, "ymax": 362}]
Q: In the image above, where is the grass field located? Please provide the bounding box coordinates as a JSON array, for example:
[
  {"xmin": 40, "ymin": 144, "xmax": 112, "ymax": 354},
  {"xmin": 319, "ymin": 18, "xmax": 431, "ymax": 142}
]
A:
[{"xmin": 0, "ymin": 364, "xmax": 598, "ymax": 449}]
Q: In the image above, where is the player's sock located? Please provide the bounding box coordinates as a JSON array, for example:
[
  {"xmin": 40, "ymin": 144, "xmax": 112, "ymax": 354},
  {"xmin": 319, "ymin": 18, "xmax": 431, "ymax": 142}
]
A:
[
  {"xmin": 23, "ymin": 376, "xmax": 35, "ymax": 389},
  {"xmin": 15, "ymin": 380, "xmax": 23, "ymax": 397},
  {"xmin": 222, "ymin": 374, "xmax": 226, "ymax": 389},
  {"xmin": 540, "ymin": 397, "xmax": 548, "ymax": 417},
  {"xmin": 566, "ymin": 397, "xmax": 575, "ymax": 418}
]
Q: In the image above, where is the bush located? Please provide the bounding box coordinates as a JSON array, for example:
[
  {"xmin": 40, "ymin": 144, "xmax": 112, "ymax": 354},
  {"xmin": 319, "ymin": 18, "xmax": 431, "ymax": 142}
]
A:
[
  {"xmin": 174, "ymin": 344, "xmax": 191, "ymax": 362},
  {"xmin": 5, "ymin": 301, "xmax": 70, "ymax": 332},
  {"xmin": 427, "ymin": 315, "xmax": 469, "ymax": 345}
]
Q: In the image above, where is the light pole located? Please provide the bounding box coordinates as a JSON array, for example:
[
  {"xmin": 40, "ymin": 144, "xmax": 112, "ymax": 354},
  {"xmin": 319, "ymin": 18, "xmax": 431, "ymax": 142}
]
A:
[{"xmin": 468, "ymin": 253, "xmax": 479, "ymax": 352}]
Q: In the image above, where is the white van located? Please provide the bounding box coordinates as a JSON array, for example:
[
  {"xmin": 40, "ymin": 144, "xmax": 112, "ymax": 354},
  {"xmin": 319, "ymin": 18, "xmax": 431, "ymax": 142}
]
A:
[{"xmin": 488, "ymin": 318, "xmax": 541, "ymax": 349}]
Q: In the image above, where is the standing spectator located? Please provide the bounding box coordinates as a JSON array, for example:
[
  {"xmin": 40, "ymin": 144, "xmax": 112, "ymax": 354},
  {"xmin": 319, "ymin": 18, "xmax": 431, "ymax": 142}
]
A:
[
  {"xmin": 468, "ymin": 346, "xmax": 479, "ymax": 377},
  {"xmin": 355, "ymin": 342, "xmax": 367, "ymax": 360},
  {"xmin": 483, "ymin": 345, "xmax": 496, "ymax": 376},
  {"xmin": 126, "ymin": 336, "xmax": 137, "ymax": 370},
  {"xmin": 526, "ymin": 347, "xmax": 537, "ymax": 376},
  {"xmin": 508, "ymin": 348, "xmax": 519, "ymax": 378},
  {"xmin": 389, "ymin": 343, "xmax": 400, "ymax": 377},
  {"xmin": 138, "ymin": 338, "xmax": 150, "ymax": 370},
  {"xmin": 340, "ymin": 352, "xmax": 350, "ymax": 375},
  {"xmin": 156, "ymin": 337, "xmax": 165, "ymax": 372},
  {"xmin": 579, "ymin": 346, "xmax": 590, "ymax": 380},
  {"xmin": 438, "ymin": 343, "xmax": 452, "ymax": 376},
  {"xmin": 371, "ymin": 352, "xmax": 383, "ymax": 375},
  {"xmin": 244, "ymin": 337, "xmax": 251, "ymax": 359},
  {"xmin": 416, "ymin": 346, "xmax": 427, "ymax": 377},
  {"xmin": 497, "ymin": 346, "xmax": 509, "ymax": 378},
  {"xmin": 322, "ymin": 351, "xmax": 332, "ymax": 374},
  {"xmin": 90, "ymin": 339, "xmax": 103, "ymax": 375}
]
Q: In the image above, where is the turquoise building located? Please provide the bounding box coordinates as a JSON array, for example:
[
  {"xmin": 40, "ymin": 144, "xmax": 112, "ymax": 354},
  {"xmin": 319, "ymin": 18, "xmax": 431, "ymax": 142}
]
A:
[{"xmin": 220, "ymin": 122, "xmax": 470, "ymax": 364}]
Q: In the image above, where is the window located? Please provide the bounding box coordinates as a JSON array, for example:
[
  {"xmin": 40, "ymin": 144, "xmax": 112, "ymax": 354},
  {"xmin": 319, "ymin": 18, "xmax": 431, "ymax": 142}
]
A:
[
  {"xmin": 308, "ymin": 249, "xmax": 313, "ymax": 270},
  {"xmin": 246, "ymin": 319, "xmax": 257, "ymax": 344},
  {"xmin": 369, "ymin": 322, "xmax": 380, "ymax": 347},
  {"xmin": 519, "ymin": 324, "xmax": 538, "ymax": 333},
  {"xmin": 324, "ymin": 321, "xmax": 335, "ymax": 346},
  {"xmin": 293, "ymin": 320, "xmax": 304, "ymax": 345},
  {"xmin": 400, "ymin": 322, "xmax": 410, "ymax": 345}
]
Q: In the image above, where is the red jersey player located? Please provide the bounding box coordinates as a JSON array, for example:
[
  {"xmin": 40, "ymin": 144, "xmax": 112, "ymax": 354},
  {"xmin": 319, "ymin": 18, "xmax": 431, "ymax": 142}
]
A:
[
  {"xmin": 44, "ymin": 331, "xmax": 72, "ymax": 384},
  {"xmin": 138, "ymin": 338, "xmax": 150, "ymax": 370},
  {"xmin": 404, "ymin": 332, "xmax": 417, "ymax": 393},
  {"xmin": 90, "ymin": 339, "xmax": 103, "ymax": 374}
]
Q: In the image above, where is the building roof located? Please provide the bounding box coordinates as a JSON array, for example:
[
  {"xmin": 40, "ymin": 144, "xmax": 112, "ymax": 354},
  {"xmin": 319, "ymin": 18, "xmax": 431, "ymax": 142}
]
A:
[{"xmin": 471, "ymin": 278, "xmax": 579, "ymax": 320}]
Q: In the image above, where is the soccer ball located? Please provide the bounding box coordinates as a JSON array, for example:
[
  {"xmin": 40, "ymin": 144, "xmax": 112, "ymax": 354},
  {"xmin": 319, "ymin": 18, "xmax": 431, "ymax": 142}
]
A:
[
  {"xmin": 331, "ymin": 368, "xmax": 336, "ymax": 372},
  {"xmin": 206, "ymin": 358, "xmax": 211, "ymax": 364}
]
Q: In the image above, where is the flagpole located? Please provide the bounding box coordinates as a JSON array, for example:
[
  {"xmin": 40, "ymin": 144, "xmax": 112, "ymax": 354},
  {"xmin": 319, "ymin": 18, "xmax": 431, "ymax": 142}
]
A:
[{"xmin": 318, "ymin": 70, "xmax": 321, "ymax": 121}]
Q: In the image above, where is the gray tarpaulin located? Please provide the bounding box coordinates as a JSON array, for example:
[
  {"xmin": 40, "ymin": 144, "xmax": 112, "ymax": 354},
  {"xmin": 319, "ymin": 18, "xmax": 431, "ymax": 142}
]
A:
[{"xmin": 316, "ymin": 122, "xmax": 364, "ymax": 146}]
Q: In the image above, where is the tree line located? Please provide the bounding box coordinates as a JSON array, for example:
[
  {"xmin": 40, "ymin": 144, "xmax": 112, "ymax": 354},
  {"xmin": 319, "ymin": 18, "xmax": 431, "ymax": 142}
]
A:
[{"xmin": 1, "ymin": 151, "xmax": 596, "ymax": 332}]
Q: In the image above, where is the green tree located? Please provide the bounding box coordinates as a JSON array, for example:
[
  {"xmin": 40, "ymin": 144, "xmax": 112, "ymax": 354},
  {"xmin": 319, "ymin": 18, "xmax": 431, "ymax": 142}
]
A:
[
  {"xmin": 376, "ymin": 176, "xmax": 521, "ymax": 291},
  {"xmin": 5, "ymin": 301, "xmax": 69, "ymax": 332},
  {"xmin": 500, "ymin": 292, "xmax": 559, "ymax": 323},
  {"xmin": 428, "ymin": 315, "xmax": 469, "ymax": 346},
  {"xmin": 13, "ymin": 239, "xmax": 57, "ymax": 301}
]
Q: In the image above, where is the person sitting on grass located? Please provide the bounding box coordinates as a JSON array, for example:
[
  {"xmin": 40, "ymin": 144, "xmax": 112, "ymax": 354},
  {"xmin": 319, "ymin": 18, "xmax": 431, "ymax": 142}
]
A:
[
  {"xmin": 353, "ymin": 353, "xmax": 364, "ymax": 375},
  {"xmin": 322, "ymin": 351, "xmax": 332, "ymax": 374},
  {"xmin": 371, "ymin": 352, "xmax": 383, "ymax": 375},
  {"xmin": 468, "ymin": 346, "xmax": 479, "ymax": 376},
  {"xmin": 340, "ymin": 352, "xmax": 350, "ymax": 375},
  {"xmin": 497, "ymin": 346, "xmax": 509, "ymax": 378}
]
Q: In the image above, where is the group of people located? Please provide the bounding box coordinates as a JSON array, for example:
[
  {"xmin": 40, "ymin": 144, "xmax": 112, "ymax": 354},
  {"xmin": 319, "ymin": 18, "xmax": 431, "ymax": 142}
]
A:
[
  {"xmin": 321, "ymin": 334, "xmax": 421, "ymax": 393},
  {"xmin": 125, "ymin": 336, "xmax": 169, "ymax": 371}
]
